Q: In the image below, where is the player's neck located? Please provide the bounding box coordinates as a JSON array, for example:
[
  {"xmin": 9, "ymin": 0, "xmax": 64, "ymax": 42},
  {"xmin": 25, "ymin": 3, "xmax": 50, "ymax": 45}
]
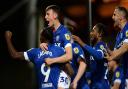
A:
[
  {"xmin": 92, "ymin": 38, "xmax": 101, "ymax": 46},
  {"xmin": 97, "ymin": 37, "xmax": 102, "ymax": 43},
  {"xmin": 53, "ymin": 20, "xmax": 61, "ymax": 31},
  {"xmin": 91, "ymin": 39, "xmax": 97, "ymax": 46},
  {"xmin": 113, "ymin": 64, "xmax": 118, "ymax": 72}
]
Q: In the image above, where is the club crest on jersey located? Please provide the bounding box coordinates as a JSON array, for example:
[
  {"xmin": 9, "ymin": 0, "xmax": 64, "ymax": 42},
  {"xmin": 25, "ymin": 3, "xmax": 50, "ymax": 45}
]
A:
[
  {"xmin": 74, "ymin": 47, "xmax": 79, "ymax": 54},
  {"xmin": 126, "ymin": 30, "xmax": 128, "ymax": 37},
  {"xmin": 116, "ymin": 71, "xmax": 120, "ymax": 78},
  {"xmin": 65, "ymin": 34, "xmax": 70, "ymax": 40},
  {"xmin": 120, "ymin": 33, "xmax": 123, "ymax": 39},
  {"xmin": 56, "ymin": 35, "xmax": 60, "ymax": 41}
]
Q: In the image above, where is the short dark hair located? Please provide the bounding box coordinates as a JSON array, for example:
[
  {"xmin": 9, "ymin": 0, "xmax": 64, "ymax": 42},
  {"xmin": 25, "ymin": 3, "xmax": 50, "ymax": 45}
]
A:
[
  {"xmin": 95, "ymin": 23, "xmax": 106, "ymax": 37},
  {"xmin": 116, "ymin": 6, "xmax": 128, "ymax": 20},
  {"xmin": 45, "ymin": 5, "xmax": 61, "ymax": 20},
  {"xmin": 40, "ymin": 27, "xmax": 53, "ymax": 43}
]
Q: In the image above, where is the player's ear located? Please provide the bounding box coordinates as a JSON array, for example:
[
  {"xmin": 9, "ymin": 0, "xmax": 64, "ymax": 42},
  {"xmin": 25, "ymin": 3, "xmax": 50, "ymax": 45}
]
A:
[
  {"xmin": 98, "ymin": 33, "xmax": 102, "ymax": 37},
  {"xmin": 54, "ymin": 13, "xmax": 58, "ymax": 19}
]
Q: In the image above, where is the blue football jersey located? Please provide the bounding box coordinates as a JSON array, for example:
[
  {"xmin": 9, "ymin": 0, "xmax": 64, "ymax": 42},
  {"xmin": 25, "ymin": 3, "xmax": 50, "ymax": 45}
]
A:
[
  {"xmin": 90, "ymin": 41, "xmax": 108, "ymax": 81},
  {"xmin": 24, "ymin": 44, "xmax": 65, "ymax": 89},
  {"xmin": 53, "ymin": 24, "xmax": 72, "ymax": 48},
  {"xmin": 71, "ymin": 43, "xmax": 90, "ymax": 89},
  {"xmin": 112, "ymin": 66, "xmax": 125, "ymax": 89},
  {"xmin": 87, "ymin": 41, "xmax": 110, "ymax": 89},
  {"xmin": 114, "ymin": 22, "xmax": 128, "ymax": 78}
]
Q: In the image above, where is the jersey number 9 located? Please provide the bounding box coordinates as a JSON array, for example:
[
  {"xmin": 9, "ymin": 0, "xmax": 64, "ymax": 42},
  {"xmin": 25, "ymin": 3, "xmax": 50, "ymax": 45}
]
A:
[{"xmin": 41, "ymin": 63, "xmax": 51, "ymax": 82}]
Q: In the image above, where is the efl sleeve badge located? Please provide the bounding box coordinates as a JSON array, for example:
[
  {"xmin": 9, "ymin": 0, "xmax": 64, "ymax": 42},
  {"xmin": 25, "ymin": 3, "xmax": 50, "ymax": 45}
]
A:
[{"xmin": 65, "ymin": 34, "xmax": 71, "ymax": 40}]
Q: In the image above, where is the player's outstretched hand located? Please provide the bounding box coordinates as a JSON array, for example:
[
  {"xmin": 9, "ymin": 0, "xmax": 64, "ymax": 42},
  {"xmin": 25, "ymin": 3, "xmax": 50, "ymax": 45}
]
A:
[
  {"xmin": 72, "ymin": 35, "xmax": 85, "ymax": 46},
  {"xmin": 72, "ymin": 35, "xmax": 81, "ymax": 42},
  {"xmin": 5, "ymin": 31, "xmax": 12, "ymax": 39}
]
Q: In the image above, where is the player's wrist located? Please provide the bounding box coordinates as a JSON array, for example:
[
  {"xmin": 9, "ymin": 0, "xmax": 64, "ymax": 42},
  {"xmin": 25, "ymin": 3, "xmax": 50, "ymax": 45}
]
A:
[
  {"xmin": 81, "ymin": 41, "xmax": 86, "ymax": 47},
  {"xmin": 73, "ymin": 79, "xmax": 78, "ymax": 84}
]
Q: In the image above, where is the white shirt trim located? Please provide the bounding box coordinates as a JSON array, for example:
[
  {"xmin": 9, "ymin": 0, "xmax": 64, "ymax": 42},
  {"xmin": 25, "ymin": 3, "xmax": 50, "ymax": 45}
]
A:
[
  {"xmin": 126, "ymin": 79, "xmax": 128, "ymax": 83},
  {"xmin": 114, "ymin": 79, "xmax": 121, "ymax": 84},
  {"xmin": 80, "ymin": 54, "xmax": 85, "ymax": 59},
  {"xmin": 65, "ymin": 43, "xmax": 72, "ymax": 48},
  {"xmin": 123, "ymin": 39, "xmax": 128, "ymax": 43},
  {"xmin": 24, "ymin": 52, "xmax": 30, "ymax": 61},
  {"xmin": 97, "ymin": 49, "xmax": 104, "ymax": 58}
]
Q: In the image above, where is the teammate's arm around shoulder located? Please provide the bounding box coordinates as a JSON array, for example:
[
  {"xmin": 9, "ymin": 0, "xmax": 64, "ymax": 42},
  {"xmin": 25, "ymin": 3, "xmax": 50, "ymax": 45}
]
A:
[
  {"xmin": 109, "ymin": 42, "xmax": 128, "ymax": 61},
  {"xmin": 5, "ymin": 31, "xmax": 24, "ymax": 60},
  {"xmin": 46, "ymin": 45, "xmax": 72, "ymax": 64}
]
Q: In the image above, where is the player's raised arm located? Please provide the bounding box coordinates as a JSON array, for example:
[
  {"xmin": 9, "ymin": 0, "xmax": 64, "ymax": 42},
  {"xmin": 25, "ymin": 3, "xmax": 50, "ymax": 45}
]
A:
[
  {"xmin": 5, "ymin": 31, "xmax": 24, "ymax": 60},
  {"xmin": 73, "ymin": 35, "xmax": 104, "ymax": 60}
]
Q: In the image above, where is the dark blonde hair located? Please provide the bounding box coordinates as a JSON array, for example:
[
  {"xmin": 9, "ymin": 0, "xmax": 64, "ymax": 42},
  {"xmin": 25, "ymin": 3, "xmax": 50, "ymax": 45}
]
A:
[
  {"xmin": 116, "ymin": 6, "xmax": 128, "ymax": 20},
  {"xmin": 45, "ymin": 5, "xmax": 61, "ymax": 20}
]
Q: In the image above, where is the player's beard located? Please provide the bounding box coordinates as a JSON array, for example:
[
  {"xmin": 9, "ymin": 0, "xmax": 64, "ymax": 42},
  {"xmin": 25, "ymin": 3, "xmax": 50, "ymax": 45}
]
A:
[
  {"xmin": 90, "ymin": 37, "xmax": 97, "ymax": 46},
  {"xmin": 114, "ymin": 21, "xmax": 119, "ymax": 28},
  {"xmin": 113, "ymin": 21, "xmax": 121, "ymax": 31}
]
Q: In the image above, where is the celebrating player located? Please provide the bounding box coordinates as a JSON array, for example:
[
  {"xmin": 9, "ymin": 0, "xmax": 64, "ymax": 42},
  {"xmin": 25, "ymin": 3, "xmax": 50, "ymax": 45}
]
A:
[
  {"xmin": 107, "ymin": 6, "xmax": 128, "ymax": 89},
  {"xmin": 5, "ymin": 27, "xmax": 70, "ymax": 89},
  {"xmin": 73, "ymin": 23, "xmax": 110, "ymax": 89},
  {"xmin": 40, "ymin": 5, "xmax": 74, "ymax": 81}
]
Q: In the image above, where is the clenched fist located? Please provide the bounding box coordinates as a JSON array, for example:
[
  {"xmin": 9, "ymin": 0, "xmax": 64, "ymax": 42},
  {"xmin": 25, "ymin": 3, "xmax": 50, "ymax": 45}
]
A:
[{"xmin": 5, "ymin": 31, "xmax": 12, "ymax": 39}]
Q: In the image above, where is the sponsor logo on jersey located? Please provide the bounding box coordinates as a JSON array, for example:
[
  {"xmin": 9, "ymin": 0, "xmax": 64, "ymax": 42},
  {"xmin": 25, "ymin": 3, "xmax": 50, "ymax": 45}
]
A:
[
  {"xmin": 38, "ymin": 51, "xmax": 52, "ymax": 58},
  {"xmin": 54, "ymin": 43, "xmax": 61, "ymax": 47},
  {"xmin": 90, "ymin": 56, "xmax": 94, "ymax": 60}
]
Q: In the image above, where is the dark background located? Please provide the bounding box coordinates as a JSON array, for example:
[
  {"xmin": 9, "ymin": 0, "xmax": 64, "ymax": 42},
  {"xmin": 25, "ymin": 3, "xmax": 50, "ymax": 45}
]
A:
[{"xmin": 0, "ymin": 0, "xmax": 128, "ymax": 89}]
